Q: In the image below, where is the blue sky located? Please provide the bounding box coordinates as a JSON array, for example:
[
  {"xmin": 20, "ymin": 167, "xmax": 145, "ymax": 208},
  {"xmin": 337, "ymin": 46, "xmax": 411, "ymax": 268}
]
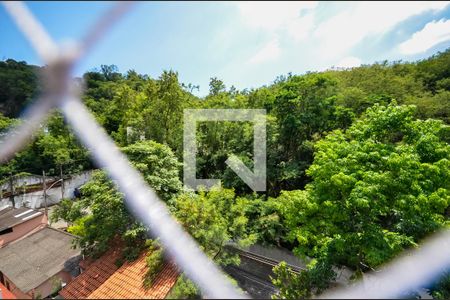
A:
[{"xmin": 1, "ymin": 1, "xmax": 450, "ymax": 96}]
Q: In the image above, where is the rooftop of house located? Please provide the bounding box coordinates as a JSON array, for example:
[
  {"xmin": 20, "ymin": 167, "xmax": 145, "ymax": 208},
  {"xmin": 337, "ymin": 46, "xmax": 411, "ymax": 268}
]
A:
[
  {"xmin": 59, "ymin": 248, "xmax": 122, "ymax": 299},
  {"xmin": 0, "ymin": 207, "xmax": 43, "ymax": 232},
  {"xmin": 88, "ymin": 254, "xmax": 178, "ymax": 299},
  {"xmin": 0, "ymin": 282, "xmax": 17, "ymax": 299},
  {"xmin": 0, "ymin": 226, "xmax": 81, "ymax": 293},
  {"xmin": 60, "ymin": 250, "xmax": 178, "ymax": 299}
]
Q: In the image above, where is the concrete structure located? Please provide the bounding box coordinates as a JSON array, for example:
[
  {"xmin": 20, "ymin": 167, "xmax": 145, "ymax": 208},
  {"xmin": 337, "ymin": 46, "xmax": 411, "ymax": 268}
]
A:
[
  {"xmin": 0, "ymin": 175, "xmax": 50, "ymax": 195},
  {"xmin": 0, "ymin": 170, "xmax": 93, "ymax": 210},
  {"xmin": 0, "ymin": 227, "xmax": 81, "ymax": 299},
  {"xmin": 0, "ymin": 207, "xmax": 47, "ymax": 248}
]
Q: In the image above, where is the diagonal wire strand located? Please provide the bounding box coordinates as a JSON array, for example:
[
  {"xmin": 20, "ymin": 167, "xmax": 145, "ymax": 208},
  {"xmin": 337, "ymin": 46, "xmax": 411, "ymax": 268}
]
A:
[
  {"xmin": 0, "ymin": 95, "xmax": 57, "ymax": 163},
  {"xmin": 319, "ymin": 229, "xmax": 450, "ymax": 299},
  {"xmin": 3, "ymin": 1, "xmax": 449, "ymax": 299},
  {"xmin": 60, "ymin": 96, "xmax": 247, "ymax": 299},
  {"xmin": 1, "ymin": 1, "xmax": 58, "ymax": 63},
  {"xmin": 73, "ymin": 1, "xmax": 135, "ymax": 61},
  {"xmin": 1, "ymin": 2, "xmax": 246, "ymax": 296}
]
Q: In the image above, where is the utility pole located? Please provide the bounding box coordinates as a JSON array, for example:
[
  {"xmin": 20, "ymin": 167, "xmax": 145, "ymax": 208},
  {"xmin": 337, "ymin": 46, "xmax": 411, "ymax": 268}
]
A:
[
  {"xmin": 23, "ymin": 182, "xmax": 26, "ymax": 205},
  {"xmin": 8, "ymin": 173, "xmax": 15, "ymax": 209},
  {"xmin": 60, "ymin": 164, "xmax": 64, "ymax": 199},
  {"xmin": 42, "ymin": 170, "xmax": 48, "ymax": 217}
]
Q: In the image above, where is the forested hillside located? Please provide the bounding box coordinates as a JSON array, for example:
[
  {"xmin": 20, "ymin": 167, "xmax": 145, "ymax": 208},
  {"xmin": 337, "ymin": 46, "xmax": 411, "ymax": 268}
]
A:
[
  {"xmin": 1, "ymin": 49, "xmax": 449, "ymax": 298},
  {"xmin": 0, "ymin": 59, "xmax": 40, "ymax": 118}
]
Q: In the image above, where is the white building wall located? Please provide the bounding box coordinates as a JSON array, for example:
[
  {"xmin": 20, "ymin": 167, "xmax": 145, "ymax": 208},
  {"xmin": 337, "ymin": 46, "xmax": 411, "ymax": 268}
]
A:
[{"xmin": 0, "ymin": 170, "xmax": 93, "ymax": 210}]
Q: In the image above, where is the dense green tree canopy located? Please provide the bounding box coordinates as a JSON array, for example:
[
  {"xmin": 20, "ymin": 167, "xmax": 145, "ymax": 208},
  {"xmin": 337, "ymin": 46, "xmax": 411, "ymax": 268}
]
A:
[
  {"xmin": 51, "ymin": 140, "xmax": 182, "ymax": 255},
  {"xmin": 0, "ymin": 59, "xmax": 40, "ymax": 117},
  {"xmin": 2, "ymin": 49, "xmax": 450, "ymax": 299},
  {"xmin": 173, "ymin": 187, "xmax": 256, "ymax": 266},
  {"xmin": 271, "ymin": 103, "xmax": 450, "ymax": 298}
]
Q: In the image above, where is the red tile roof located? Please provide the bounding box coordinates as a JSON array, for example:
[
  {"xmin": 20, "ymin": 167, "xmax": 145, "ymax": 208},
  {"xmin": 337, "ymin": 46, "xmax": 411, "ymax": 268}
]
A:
[
  {"xmin": 79, "ymin": 256, "xmax": 95, "ymax": 271},
  {"xmin": 59, "ymin": 248, "xmax": 122, "ymax": 299},
  {"xmin": 0, "ymin": 282, "xmax": 17, "ymax": 299},
  {"xmin": 88, "ymin": 253, "xmax": 178, "ymax": 299},
  {"xmin": 60, "ymin": 249, "xmax": 179, "ymax": 300}
]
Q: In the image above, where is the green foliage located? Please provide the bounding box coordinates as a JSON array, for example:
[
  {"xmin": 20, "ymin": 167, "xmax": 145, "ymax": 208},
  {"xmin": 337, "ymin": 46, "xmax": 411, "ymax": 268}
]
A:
[
  {"xmin": 431, "ymin": 272, "xmax": 450, "ymax": 300},
  {"xmin": 331, "ymin": 61, "xmax": 421, "ymax": 107},
  {"xmin": 195, "ymin": 120, "xmax": 255, "ymax": 194},
  {"xmin": 144, "ymin": 240, "xmax": 165, "ymax": 288},
  {"xmin": 49, "ymin": 198, "xmax": 84, "ymax": 224},
  {"xmin": 0, "ymin": 112, "xmax": 18, "ymax": 132},
  {"xmin": 36, "ymin": 111, "xmax": 90, "ymax": 171},
  {"xmin": 405, "ymin": 90, "xmax": 450, "ymax": 124},
  {"xmin": 0, "ymin": 59, "xmax": 40, "ymax": 117},
  {"xmin": 3, "ymin": 49, "xmax": 449, "ymax": 190},
  {"xmin": 271, "ymin": 260, "xmax": 335, "ymax": 299},
  {"xmin": 50, "ymin": 277, "xmax": 63, "ymax": 295},
  {"xmin": 121, "ymin": 140, "xmax": 182, "ymax": 202},
  {"xmin": 302, "ymin": 103, "xmax": 449, "ymax": 266},
  {"xmin": 234, "ymin": 195, "xmax": 287, "ymax": 246},
  {"xmin": 165, "ymin": 272, "xmax": 240, "ymax": 299},
  {"xmin": 168, "ymin": 187, "xmax": 255, "ymax": 298},
  {"xmin": 1, "ymin": 110, "xmax": 91, "ymax": 177},
  {"xmin": 271, "ymin": 103, "xmax": 450, "ymax": 298},
  {"xmin": 272, "ymin": 73, "xmax": 354, "ymax": 192},
  {"xmin": 52, "ymin": 141, "xmax": 182, "ymax": 256},
  {"xmin": 2, "ymin": 49, "xmax": 450, "ymax": 299},
  {"xmin": 173, "ymin": 187, "xmax": 256, "ymax": 266},
  {"xmin": 127, "ymin": 70, "xmax": 188, "ymax": 152},
  {"xmin": 65, "ymin": 170, "xmax": 142, "ymax": 256},
  {"xmin": 83, "ymin": 68, "xmax": 193, "ymax": 156},
  {"xmin": 209, "ymin": 77, "xmax": 226, "ymax": 96},
  {"xmin": 415, "ymin": 50, "xmax": 450, "ymax": 93},
  {"xmin": 166, "ymin": 274, "xmax": 200, "ymax": 299},
  {"xmin": 32, "ymin": 291, "xmax": 42, "ymax": 299}
]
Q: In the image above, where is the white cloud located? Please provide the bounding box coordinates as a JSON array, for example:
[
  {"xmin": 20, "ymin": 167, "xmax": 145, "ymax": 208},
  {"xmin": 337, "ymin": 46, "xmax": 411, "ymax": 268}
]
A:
[
  {"xmin": 248, "ymin": 38, "xmax": 281, "ymax": 64},
  {"xmin": 398, "ymin": 19, "xmax": 450, "ymax": 55},
  {"xmin": 334, "ymin": 56, "xmax": 362, "ymax": 69},
  {"xmin": 236, "ymin": 1, "xmax": 317, "ymax": 31},
  {"xmin": 286, "ymin": 13, "xmax": 315, "ymax": 42},
  {"xmin": 223, "ymin": 1, "xmax": 450, "ymax": 87},
  {"xmin": 313, "ymin": 1, "xmax": 449, "ymax": 57},
  {"xmin": 236, "ymin": 1, "xmax": 318, "ymax": 41}
]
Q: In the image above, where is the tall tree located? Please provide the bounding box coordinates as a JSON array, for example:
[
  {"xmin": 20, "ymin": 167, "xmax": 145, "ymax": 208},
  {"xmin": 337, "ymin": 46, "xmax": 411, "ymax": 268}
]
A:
[
  {"xmin": 272, "ymin": 73, "xmax": 354, "ymax": 192},
  {"xmin": 51, "ymin": 140, "xmax": 182, "ymax": 255},
  {"xmin": 272, "ymin": 103, "xmax": 450, "ymax": 298}
]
